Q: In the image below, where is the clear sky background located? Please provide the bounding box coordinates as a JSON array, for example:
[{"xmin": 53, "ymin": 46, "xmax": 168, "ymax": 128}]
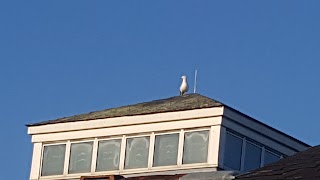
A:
[{"xmin": 1, "ymin": 1, "xmax": 320, "ymax": 179}]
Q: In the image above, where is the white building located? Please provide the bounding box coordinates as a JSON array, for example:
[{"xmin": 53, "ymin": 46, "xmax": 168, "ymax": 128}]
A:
[{"xmin": 27, "ymin": 94, "xmax": 309, "ymax": 180}]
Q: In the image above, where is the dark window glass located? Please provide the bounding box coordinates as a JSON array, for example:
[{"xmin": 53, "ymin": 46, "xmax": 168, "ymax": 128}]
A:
[
  {"xmin": 244, "ymin": 142, "xmax": 262, "ymax": 171},
  {"xmin": 224, "ymin": 133, "xmax": 243, "ymax": 170},
  {"xmin": 264, "ymin": 150, "xmax": 280, "ymax": 165}
]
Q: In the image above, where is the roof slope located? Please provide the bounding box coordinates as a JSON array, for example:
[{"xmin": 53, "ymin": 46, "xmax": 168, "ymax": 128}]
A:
[
  {"xmin": 236, "ymin": 145, "xmax": 320, "ymax": 180},
  {"xmin": 27, "ymin": 93, "xmax": 223, "ymax": 126}
]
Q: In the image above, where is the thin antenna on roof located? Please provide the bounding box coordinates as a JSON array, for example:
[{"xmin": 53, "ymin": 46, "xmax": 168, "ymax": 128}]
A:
[{"xmin": 194, "ymin": 69, "xmax": 198, "ymax": 93}]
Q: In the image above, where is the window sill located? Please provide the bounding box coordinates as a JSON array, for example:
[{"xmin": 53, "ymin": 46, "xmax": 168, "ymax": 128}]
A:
[{"xmin": 38, "ymin": 163, "xmax": 218, "ymax": 180}]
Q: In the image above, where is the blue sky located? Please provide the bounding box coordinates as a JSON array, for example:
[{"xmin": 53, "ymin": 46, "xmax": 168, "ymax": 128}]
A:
[{"xmin": 1, "ymin": 1, "xmax": 320, "ymax": 179}]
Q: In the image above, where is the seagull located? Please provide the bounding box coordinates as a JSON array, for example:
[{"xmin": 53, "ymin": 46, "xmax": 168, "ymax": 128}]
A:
[{"xmin": 180, "ymin": 76, "xmax": 189, "ymax": 96}]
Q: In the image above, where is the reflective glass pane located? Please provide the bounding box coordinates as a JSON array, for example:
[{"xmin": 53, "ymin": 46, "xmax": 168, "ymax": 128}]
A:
[
  {"xmin": 244, "ymin": 142, "xmax": 262, "ymax": 171},
  {"xmin": 264, "ymin": 150, "xmax": 280, "ymax": 165},
  {"xmin": 183, "ymin": 131, "xmax": 209, "ymax": 164},
  {"xmin": 125, "ymin": 136, "xmax": 150, "ymax": 169},
  {"xmin": 96, "ymin": 139, "xmax": 121, "ymax": 171},
  {"xmin": 224, "ymin": 133, "xmax": 243, "ymax": 170},
  {"xmin": 69, "ymin": 142, "xmax": 93, "ymax": 174},
  {"xmin": 41, "ymin": 144, "xmax": 66, "ymax": 176},
  {"xmin": 153, "ymin": 133, "xmax": 179, "ymax": 167}
]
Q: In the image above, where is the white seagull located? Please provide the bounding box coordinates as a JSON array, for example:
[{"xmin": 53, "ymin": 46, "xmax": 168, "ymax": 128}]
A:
[{"xmin": 180, "ymin": 75, "xmax": 189, "ymax": 96}]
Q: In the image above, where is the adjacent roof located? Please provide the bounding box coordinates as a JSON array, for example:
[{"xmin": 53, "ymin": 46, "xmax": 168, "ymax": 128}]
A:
[
  {"xmin": 27, "ymin": 93, "xmax": 223, "ymax": 126},
  {"xmin": 123, "ymin": 171, "xmax": 236, "ymax": 180},
  {"xmin": 236, "ymin": 145, "xmax": 320, "ymax": 180},
  {"xmin": 81, "ymin": 170, "xmax": 237, "ymax": 180}
]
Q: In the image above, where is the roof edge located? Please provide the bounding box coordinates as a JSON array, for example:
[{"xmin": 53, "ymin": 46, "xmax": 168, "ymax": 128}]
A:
[
  {"xmin": 223, "ymin": 105, "xmax": 311, "ymax": 148},
  {"xmin": 26, "ymin": 93, "xmax": 223, "ymax": 127}
]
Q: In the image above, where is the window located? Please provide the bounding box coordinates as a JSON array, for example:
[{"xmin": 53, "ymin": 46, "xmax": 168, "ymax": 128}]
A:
[
  {"xmin": 224, "ymin": 130, "xmax": 283, "ymax": 172},
  {"xmin": 183, "ymin": 130, "xmax": 209, "ymax": 164},
  {"xmin": 264, "ymin": 150, "xmax": 280, "ymax": 165},
  {"xmin": 40, "ymin": 128, "xmax": 213, "ymax": 177},
  {"xmin": 125, "ymin": 136, "xmax": 150, "ymax": 169},
  {"xmin": 41, "ymin": 144, "xmax": 66, "ymax": 176},
  {"xmin": 153, "ymin": 133, "xmax": 179, "ymax": 167},
  {"xmin": 69, "ymin": 142, "xmax": 93, "ymax": 174},
  {"xmin": 244, "ymin": 142, "xmax": 261, "ymax": 171},
  {"xmin": 96, "ymin": 139, "xmax": 121, "ymax": 171},
  {"xmin": 224, "ymin": 132, "xmax": 243, "ymax": 170}
]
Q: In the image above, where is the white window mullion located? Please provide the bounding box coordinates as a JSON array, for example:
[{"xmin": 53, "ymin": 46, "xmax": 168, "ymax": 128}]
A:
[
  {"xmin": 207, "ymin": 126, "xmax": 215, "ymax": 164},
  {"xmin": 119, "ymin": 135, "xmax": 126, "ymax": 171},
  {"xmin": 148, "ymin": 132, "xmax": 155, "ymax": 169},
  {"xmin": 177, "ymin": 129, "xmax": 185, "ymax": 166},
  {"xmin": 240, "ymin": 138, "xmax": 246, "ymax": 172},
  {"xmin": 91, "ymin": 138, "xmax": 98, "ymax": 173},
  {"xmin": 63, "ymin": 140, "xmax": 71, "ymax": 175}
]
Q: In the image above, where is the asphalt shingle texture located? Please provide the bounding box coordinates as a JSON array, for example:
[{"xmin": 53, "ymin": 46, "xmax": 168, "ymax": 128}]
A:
[
  {"xmin": 27, "ymin": 93, "xmax": 223, "ymax": 126},
  {"xmin": 236, "ymin": 145, "xmax": 320, "ymax": 180}
]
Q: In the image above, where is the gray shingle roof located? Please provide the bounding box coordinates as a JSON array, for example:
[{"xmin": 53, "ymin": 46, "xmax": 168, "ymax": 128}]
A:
[
  {"xmin": 235, "ymin": 145, "xmax": 320, "ymax": 180},
  {"xmin": 27, "ymin": 93, "xmax": 223, "ymax": 126}
]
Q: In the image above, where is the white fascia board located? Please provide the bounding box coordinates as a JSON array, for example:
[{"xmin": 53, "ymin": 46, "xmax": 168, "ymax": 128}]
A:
[
  {"xmin": 32, "ymin": 116, "xmax": 223, "ymax": 143},
  {"xmin": 222, "ymin": 107, "xmax": 309, "ymax": 153},
  {"xmin": 28, "ymin": 107, "xmax": 224, "ymax": 135}
]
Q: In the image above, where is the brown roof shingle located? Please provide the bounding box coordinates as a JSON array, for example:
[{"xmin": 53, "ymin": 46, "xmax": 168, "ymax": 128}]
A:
[
  {"xmin": 27, "ymin": 93, "xmax": 223, "ymax": 126},
  {"xmin": 235, "ymin": 145, "xmax": 320, "ymax": 180}
]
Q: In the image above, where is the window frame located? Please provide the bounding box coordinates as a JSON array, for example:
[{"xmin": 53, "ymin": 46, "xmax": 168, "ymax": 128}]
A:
[
  {"xmin": 39, "ymin": 128, "xmax": 212, "ymax": 179},
  {"xmin": 152, "ymin": 130, "xmax": 181, "ymax": 168},
  {"xmin": 182, "ymin": 129, "xmax": 210, "ymax": 165},
  {"xmin": 223, "ymin": 130, "xmax": 282, "ymax": 172},
  {"xmin": 95, "ymin": 137, "xmax": 122, "ymax": 172},
  {"xmin": 68, "ymin": 139, "xmax": 95, "ymax": 174},
  {"xmin": 40, "ymin": 142, "xmax": 67, "ymax": 177},
  {"xmin": 123, "ymin": 134, "xmax": 152, "ymax": 170},
  {"xmin": 223, "ymin": 131, "xmax": 244, "ymax": 171},
  {"xmin": 243, "ymin": 140, "xmax": 262, "ymax": 172}
]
